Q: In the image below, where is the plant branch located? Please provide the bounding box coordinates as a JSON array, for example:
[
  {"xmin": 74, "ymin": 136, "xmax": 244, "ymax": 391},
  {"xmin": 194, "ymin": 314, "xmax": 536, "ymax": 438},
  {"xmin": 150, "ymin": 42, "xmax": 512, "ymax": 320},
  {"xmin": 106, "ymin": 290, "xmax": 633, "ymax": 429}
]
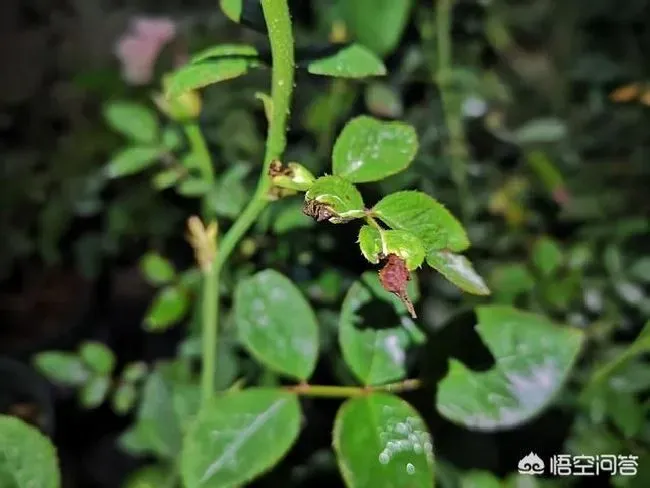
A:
[
  {"xmin": 285, "ymin": 379, "xmax": 423, "ymax": 398},
  {"xmin": 184, "ymin": 122, "xmax": 214, "ymax": 185},
  {"xmin": 213, "ymin": 0, "xmax": 295, "ymax": 273},
  {"xmin": 200, "ymin": 263, "xmax": 219, "ymax": 406},
  {"xmin": 183, "ymin": 122, "xmax": 218, "ymax": 408},
  {"xmin": 200, "ymin": 0, "xmax": 295, "ymax": 406}
]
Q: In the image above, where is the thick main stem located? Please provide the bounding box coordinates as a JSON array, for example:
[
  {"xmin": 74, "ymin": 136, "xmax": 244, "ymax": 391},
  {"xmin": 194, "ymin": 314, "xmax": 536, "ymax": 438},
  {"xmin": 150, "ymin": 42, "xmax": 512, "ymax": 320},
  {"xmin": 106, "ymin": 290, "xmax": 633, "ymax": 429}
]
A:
[
  {"xmin": 213, "ymin": 0, "xmax": 294, "ymax": 273},
  {"xmin": 200, "ymin": 0, "xmax": 295, "ymax": 406}
]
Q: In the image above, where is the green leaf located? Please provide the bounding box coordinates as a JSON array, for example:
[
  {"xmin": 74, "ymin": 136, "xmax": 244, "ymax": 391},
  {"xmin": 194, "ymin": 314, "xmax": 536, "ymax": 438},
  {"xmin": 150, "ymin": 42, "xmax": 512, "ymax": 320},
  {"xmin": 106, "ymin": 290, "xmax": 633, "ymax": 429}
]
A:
[
  {"xmin": 381, "ymin": 230, "xmax": 425, "ymax": 270},
  {"xmin": 255, "ymin": 92, "xmax": 273, "ymax": 123},
  {"xmin": 605, "ymin": 245, "xmax": 624, "ymax": 276},
  {"xmin": 272, "ymin": 200, "xmax": 314, "ymax": 234},
  {"xmin": 103, "ymin": 101, "xmax": 159, "ymax": 144},
  {"xmin": 177, "ymin": 177, "xmax": 212, "ymax": 197},
  {"xmin": 79, "ymin": 375, "xmax": 111, "ymax": 408},
  {"xmin": 304, "ymin": 175, "xmax": 365, "ymax": 223},
  {"xmin": 365, "ymin": 82, "xmax": 403, "ymax": 118},
  {"xmin": 358, "ymin": 225, "xmax": 383, "ymax": 264},
  {"xmin": 340, "ymin": 0, "xmax": 413, "ymax": 56},
  {"xmin": 586, "ymin": 321, "xmax": 650, "ymax": 389},
  {"xmin": 426, "ymin": 250, "xmax": 490, "ymax": 295},
  {"xmin": 461, "ymin": 471, "xmax": 502, "ymax": 488},
  {"xmin": 339, "ymin": 277, "xmax": 416, "ymax": 386},
  {"xmin": 220, "ymin": 0, "xmax": 243, "ymax": 22},
  {"xmin": 181, "ymin": 389, "xmax": 301, "ymax": 488},
  {"xmin": 332, "ymin": 116, "xmax": 418, "ymax": 183},
  {"xmin": 513, "ymin": 118, "xmax": 567, "ymax": 145},
  {"xmin": 630, "ymin": 257, "xmax": 650, "ymax": 283},
  {"xmin": 119, "ymin": 428, "xmax": 152, "ymax": 456},
  {"xmin": 234, "ymin": 270, "xmax": 319, "ymax": 380},
  {"xmin": 357, "ymin": 226, "xmax": 425, "ymax": 270},
  {"xmin": 128, "ymin": 371, "xmax": 183, "ymax": 459},
  {"xmin": 166, "ymin": 60, "xmax": 256, "ymax": 97},
  {"xmin": 162, "ymin": 127, "xmax": 183, "ymax": 150},
  {"xmin": 124, "ymin": 465, "xmax": 171, "ymax": 488},
  {"xmin": 190, "ymin": 44, "xmax": 258, "ymax": 64},
  {"xmin": 112, "ymin": 382, "xmax": 138, "ymax": 415},
  {"xmin": 79, "ymin": 341, "xmax": 116, "ymax": 375},
  {"xmin": 207, "ymin": 163, "xmax": 251, "ymax": 219},
  {"xmin": 122, "ymin": 362, "xmax": 148, "ymax": 383},
  {"xmin": 33, "ymin": 352, "xmax": 90, "ymax": 386},
  {"xmin": 566, "ymin": 416, "xmax": 624, "ymax": 458},
  {"xmin": 140, "ymin": 252, "xmax": 176, "ymax": 286},
  {"xmin": 152, "ymin": 168, "xmax": 183, "ymax": 190},
  {"xmin": 607, "ymin": 391, "xmax": 645, "ymax": 438},
  {"xmin": 145, "ymin": 286, "xmax": 190, "ymax": 331},
  {"xmin": 490, "ymin": 264, "xmax": 536, "ymax": 303},
  {"xmin": 179, "ymin": 268, "xmax": 203, "ymax": 290},
  {"xmin": 0, "ymin": 415, "xmax": 61, "ymax": 488},
  {"xmin": 373, "ymin": 191, "xmax": 469, "ymax": 252},
  {"xmin": 333, "ymin": 393, "xmax": 434, "ymax": 488},
  {"xmin": 436, "ymin": 306, "xmax": 584, "ymax": 431},
  {"xmin": 532, "ymin": 236, "xmax": 563, "ymax": 277},
  {"xmin": 308, "ymin": 44, "xmax": 386, "ymax": 78},
  {"xmin": 106, "ymin": 147, "xmax": 162, "ymax": 178},
  {"xmin": 172, "ymin": 383, "xmax": 202, "ymax": 431},
  {"xmin": 544, "ymin": 274, "xmax": 580, "ymax": 311}
]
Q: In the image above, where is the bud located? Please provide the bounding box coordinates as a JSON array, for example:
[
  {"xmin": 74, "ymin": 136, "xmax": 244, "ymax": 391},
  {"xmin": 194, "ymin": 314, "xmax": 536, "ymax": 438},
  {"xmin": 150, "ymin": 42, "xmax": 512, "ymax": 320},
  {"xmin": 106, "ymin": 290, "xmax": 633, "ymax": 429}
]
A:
[
  {"xmin": 330, "ymin": 20, "xmax": 348, "ymax": 44},
  {"xmin": 186, "ymin": 216, "xmax": 218, "ymax": 272},
  {"xmin": 269, "ymin": 161, "xmax": 315, "ymax": 192},
  {"xmin": 153, "ymin": 74, "xmax": 202, "ymax": 121},
  {"xmin": 378, "ymin": 254, "xmax": 417, "ymax": 319}
]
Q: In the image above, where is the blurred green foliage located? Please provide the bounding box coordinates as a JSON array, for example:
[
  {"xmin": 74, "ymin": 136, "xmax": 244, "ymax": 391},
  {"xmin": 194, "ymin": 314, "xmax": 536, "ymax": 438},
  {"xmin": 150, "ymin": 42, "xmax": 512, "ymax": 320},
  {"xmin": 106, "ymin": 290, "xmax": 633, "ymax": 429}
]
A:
[{"xmin": 2, "ymin": 0, "xmax": 649, "ymax": 487}]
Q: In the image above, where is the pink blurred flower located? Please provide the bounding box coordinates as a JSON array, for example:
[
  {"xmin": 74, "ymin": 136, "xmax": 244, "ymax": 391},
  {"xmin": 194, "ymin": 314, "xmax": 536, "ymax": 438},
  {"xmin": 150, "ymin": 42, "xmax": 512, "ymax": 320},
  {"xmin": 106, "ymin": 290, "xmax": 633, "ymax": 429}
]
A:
[{"xmin": 114, "ymin": 17, "xmax": 178, "ymax": 85}]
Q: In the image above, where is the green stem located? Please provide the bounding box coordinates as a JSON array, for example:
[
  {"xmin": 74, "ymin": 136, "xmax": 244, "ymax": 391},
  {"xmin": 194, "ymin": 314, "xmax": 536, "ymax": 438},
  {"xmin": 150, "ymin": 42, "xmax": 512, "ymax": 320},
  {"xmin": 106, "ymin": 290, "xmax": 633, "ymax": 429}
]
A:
[
  {"xmin": 184, "ymin": 122, "xmax": 214, "ymax": 185},
  {"xmin": 182, "ymin": 121, "xmax": 218, "ymax": 407},
  {"xmin": 435, "ymin": 0, "xmax": 470, "ymax": 222},
  {"xmin": 213, "ymin": 0, "xmax": 295, "ymax": 273},
  {"xmin": 285, "ymin": 379, "xmax": 422, "ymax": 398},
  {"xmin": 379, "ymin": 378, "xmax": 422, "ymax": 394},
  {"xmin": 201, "ymin": 263, "xmax": 219, "ymax": 406},
  {"xmin": 200, "ymin": 0, "xmax": 295, "ymax": 406}
]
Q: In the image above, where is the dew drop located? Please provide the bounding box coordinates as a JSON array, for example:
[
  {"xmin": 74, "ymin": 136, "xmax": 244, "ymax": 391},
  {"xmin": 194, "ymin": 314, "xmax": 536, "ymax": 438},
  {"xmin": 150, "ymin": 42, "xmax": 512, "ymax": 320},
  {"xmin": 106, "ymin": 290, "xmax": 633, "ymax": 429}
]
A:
[
  {"xmin": 424, "ymin": 441, "xmax": 434, "ymax": 461},
  {"xmin": 378, "ymin": 452, "xmax": 390, "ymax": 464},
  {"xmin": 406, "ymin": 463, "xmax": 416, "ymax": 475}
]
